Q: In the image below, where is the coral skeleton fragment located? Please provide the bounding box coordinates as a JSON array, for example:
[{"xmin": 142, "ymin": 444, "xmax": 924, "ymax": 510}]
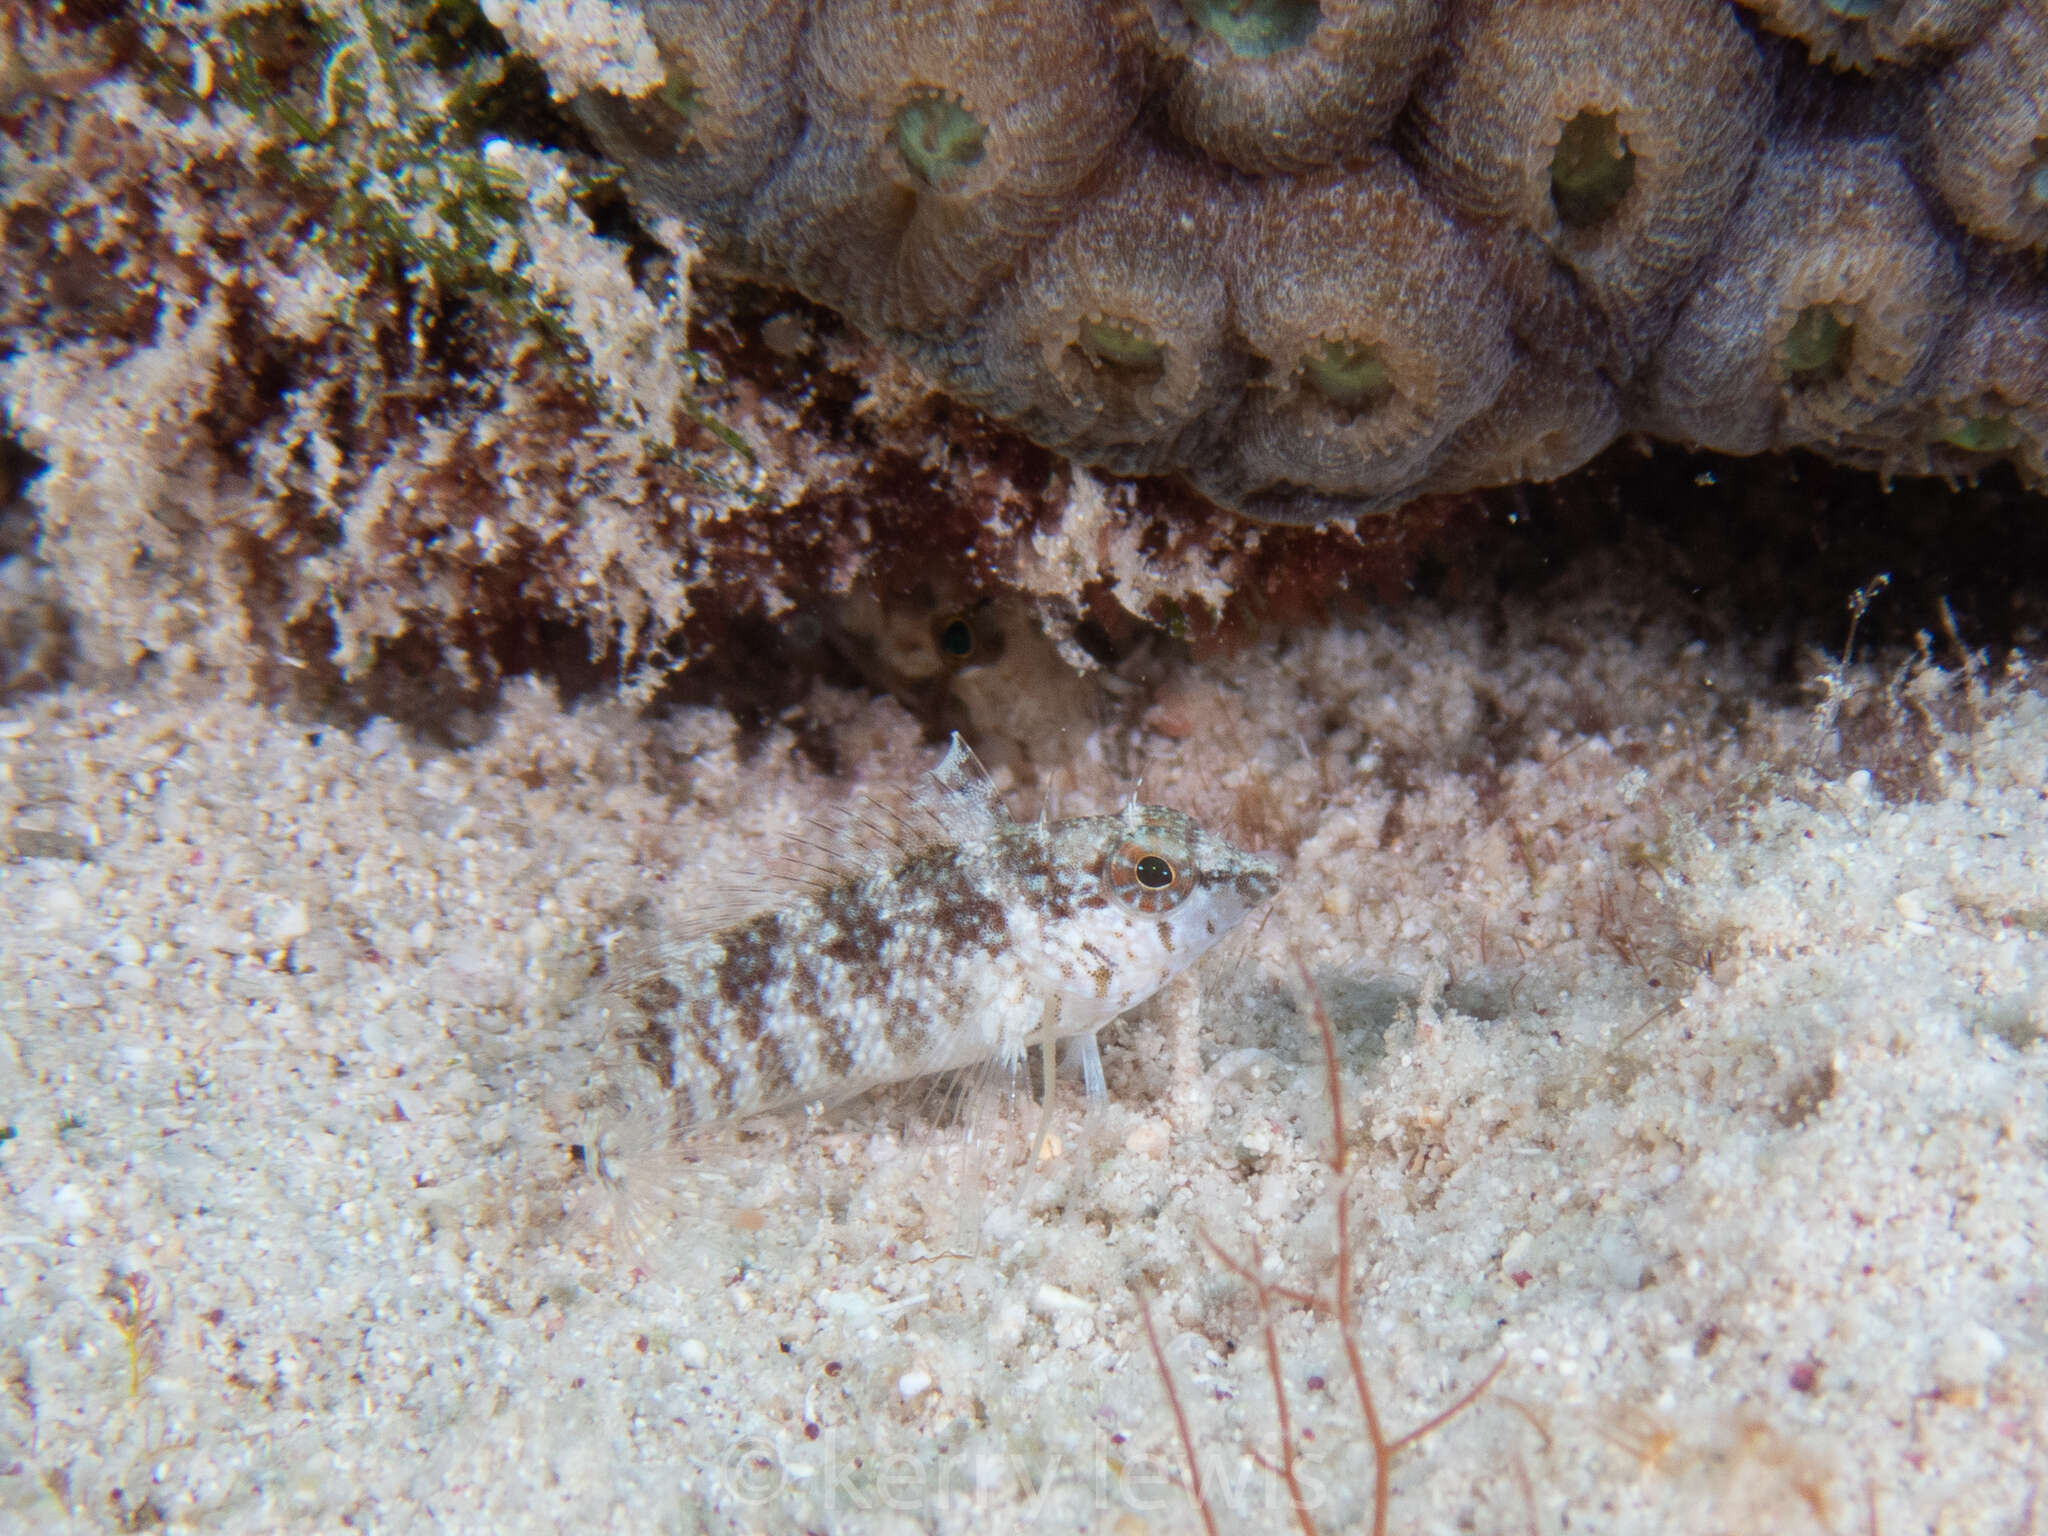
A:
[{"xmin": 573, "ymin": 0, "xmax": 2048, "ymax": 522}]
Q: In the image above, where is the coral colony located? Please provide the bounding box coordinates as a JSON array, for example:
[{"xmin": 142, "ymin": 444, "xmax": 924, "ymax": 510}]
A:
[{"xmin": 578, "ymin": 0, "xmax": 2048, "ymax": 524}]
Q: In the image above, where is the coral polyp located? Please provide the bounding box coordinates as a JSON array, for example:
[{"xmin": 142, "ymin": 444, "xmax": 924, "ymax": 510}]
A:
[
  {"xmin": 1646, "ymin": 136, "xmax": 1965, "ymax": 454},
  {"xmin": 1198, "ymin": 158, "xmax": 1511, "ymax": 522},
  {"xmin": 1548, "ymin": 111, "xmax": 1637, "ymax": 230},
  {"xmin": 1138, "ymin": 0, "xmax": 1442, "ymax": 174},
  {"xmin": 573, "ymin": 1, "xmax": 803, "ymax": 240},
  {"xmin": 1908, "ymin": 261, "xmax": 2048, "ymax": 480},
  {"xmin": 1303, "ymin": 338, "xmax": 1396, "ymax": 411},
  {"xmin": 933, "ymin": 144, "xmax": 1236, "ymax": 474},
  {"xmin": 1741, "ymin": 0, "xmax": 2008, "ymax": 69},
  {"xmin": 570, "ymin": 0, "xmax": 2048, "ymax": 518},
  {"xmin": 745, "ymin": 0, "xmax": 1133, "ymax": 331},
  {"xmin": 1926, "ymin": 0, "xmax": 2048, "ymax": 249},
  {"xmin": 1077, "ymin": 317, "xmax": 1167, "ymax": 372},
  {"xmin": 1409, "ymin": 0, "xmax": 1769, "ymax": 374},
  {"xmin": 1182, "ymin": 0, "xmax": 1327, "ymax": 57},
  {"xmin": 1783, "ymin": 305, "xmax": 1853, "ymax": 382}
]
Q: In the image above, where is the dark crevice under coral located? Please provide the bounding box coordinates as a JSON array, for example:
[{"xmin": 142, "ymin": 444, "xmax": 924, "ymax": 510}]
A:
[
  {"xmin": 0, "ymin": 432, "xmax": 67, "ymax": 701},
  {"xmin": 226, "ymin": 412, "xmax": 2048, "ymax": 756},
  {"xmin": 674, "ymin": 278, "xmax": 2048, "ymax": 665},
  {"xmin": 1477, "ymin": 440, "xmax": 2048, "ymax": 656},
  {"xmin": 0, "ymin": 434, "xmax": 42, "ymax": 541}
]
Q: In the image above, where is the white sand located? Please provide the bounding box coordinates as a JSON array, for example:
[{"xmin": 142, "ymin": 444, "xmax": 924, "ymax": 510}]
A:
[{"xmin": 1, "ymin": 589, "xmax": 2043, "ymax": 1533}]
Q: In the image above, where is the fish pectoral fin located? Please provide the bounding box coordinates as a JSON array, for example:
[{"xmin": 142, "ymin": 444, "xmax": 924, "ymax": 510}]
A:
[
  {"xmin": 1068, "ymin": 1029, "xmax": 1106, "ymax": 1104},
  {"xmin": 1030, "ymin": 994, "xmax": 1062, "ymax": 1163}
]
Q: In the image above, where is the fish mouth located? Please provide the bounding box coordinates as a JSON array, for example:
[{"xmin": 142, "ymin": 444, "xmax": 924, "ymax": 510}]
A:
[
  {"xmin": 1227, "ymin": 852, "xmax": 1283, "ymax": 909},
  {"xmin": 1185, "ymin": 826, "xmax": 1283, "ymax": 912}
]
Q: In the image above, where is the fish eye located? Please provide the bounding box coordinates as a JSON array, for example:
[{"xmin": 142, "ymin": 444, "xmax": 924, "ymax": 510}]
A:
[
  {"xmin": 1108, "ymin": 837, "xmax": 1194, "ymax": 912},
  {"xmin": 936, "ymin": 615, "xmax": 975, "ymax": 658}
]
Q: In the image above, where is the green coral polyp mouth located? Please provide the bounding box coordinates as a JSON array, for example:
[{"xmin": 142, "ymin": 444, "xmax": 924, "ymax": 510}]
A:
[
  {"xmin": 892, "ymin": 94, "xmax": 987, "ymax": 190},
  {"xmin": 1551, "ymin": 111, "xmax": 1637, "ymax": 230},
  {"xmin": 1303, "ymin": 338, "xmax": 1393, "ymax": 410},
  {"xmin": 2027, "ymin": 141, "xmax": 2048, "ymax": 207},
  {"xmin": 1822, "ymin": 0, "xmax": 1883, "ymax": 17},
  {"xmin": 1942, "ymin": 414, "xmax": 2020, "ymax": 453},
  {"xmin": 1183, "ymin": 0, "xmax": 1321, "ymax": 59},
  {"xmin": 1783, "ymin": 305, "xmax": 1852, "ymax": 382},
  {"xmin": 1078, "ymin": 317, "xmax": 1167, "ymax": 375}
]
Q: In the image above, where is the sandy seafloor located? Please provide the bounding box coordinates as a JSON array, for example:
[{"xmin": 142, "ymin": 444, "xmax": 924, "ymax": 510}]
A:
[{"xmin": 1, "ymin": 582, "xmax": 2045, "ymax": 1535}]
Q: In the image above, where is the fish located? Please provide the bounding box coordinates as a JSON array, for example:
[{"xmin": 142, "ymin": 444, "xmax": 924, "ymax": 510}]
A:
[{"xmin": 609, "ymin": 735, "xmax": 1280, "ymax": 1136}]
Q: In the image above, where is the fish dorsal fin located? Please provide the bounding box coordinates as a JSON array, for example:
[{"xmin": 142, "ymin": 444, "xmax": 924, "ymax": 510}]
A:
[
  {"xmin": 775, "ymin": 735, "xmax": 1010, "ymax": 888},
  {"xmin": 923, "ymin": 733, "xmax": 1010, "ymax": 845},
  {"xmin": 592, "ymin": 736, "xmax": 1014, "ymax": 993},
  {"xmin": 690, "ymin": 736, "xmax": 1010, "ymax": 924}
]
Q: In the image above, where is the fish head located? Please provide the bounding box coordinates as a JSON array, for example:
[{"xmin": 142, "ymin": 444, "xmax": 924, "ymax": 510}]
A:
[{"xmin": 1034, "ymin": 803, "xmax": 1281, "ymax": 1019}]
